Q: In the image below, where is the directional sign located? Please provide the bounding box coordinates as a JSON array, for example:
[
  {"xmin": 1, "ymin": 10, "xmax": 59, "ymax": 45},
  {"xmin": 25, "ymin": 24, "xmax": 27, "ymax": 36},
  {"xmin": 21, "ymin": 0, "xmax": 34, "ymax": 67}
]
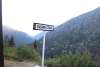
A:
[
  {"xmin": 33, "ymin": 23, "xmax": 54, "ymax": 31},
  {"xmin": 33, "ymin": 23, "xmax": 54, "ymax": 67}
]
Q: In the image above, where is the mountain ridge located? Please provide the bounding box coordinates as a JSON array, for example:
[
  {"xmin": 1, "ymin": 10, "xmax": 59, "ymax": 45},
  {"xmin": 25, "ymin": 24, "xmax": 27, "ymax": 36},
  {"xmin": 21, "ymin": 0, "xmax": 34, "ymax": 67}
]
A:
[
  {"xmin": 37, "ymin": 7, "xmax": 100, "ymax": 58},
  {"xmin": 3, "ymin": 26, "xmax": 34, "ymax": 46}
]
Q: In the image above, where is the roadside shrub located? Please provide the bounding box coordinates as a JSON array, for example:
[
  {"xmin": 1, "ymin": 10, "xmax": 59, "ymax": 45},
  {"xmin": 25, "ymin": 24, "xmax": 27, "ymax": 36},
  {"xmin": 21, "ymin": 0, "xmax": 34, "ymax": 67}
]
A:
[
  {"xmin": 46, "ymin": 52, "xmax": 100, "ymax": 67},
  {"xmin": 16, "ymin": 46, "xmax": 40, "ymax": 62},
  {"xmin": 4, "ymin": 46, "xmax": 16, "ymax": 60}
]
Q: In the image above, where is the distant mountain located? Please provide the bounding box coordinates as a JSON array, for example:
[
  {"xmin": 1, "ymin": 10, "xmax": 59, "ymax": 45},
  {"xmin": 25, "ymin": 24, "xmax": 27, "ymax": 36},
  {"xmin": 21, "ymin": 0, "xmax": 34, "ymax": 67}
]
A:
[
  {"xmin": 37, "ymin": 7, "xmax": 100, "ymax": 58},
  {"xmin": 3, "ymin": 26, "xmax": 34, "ymax": 46},
  {"xmin": 33, "ymin": 32, "xmax": 46, "ymax": 40}
]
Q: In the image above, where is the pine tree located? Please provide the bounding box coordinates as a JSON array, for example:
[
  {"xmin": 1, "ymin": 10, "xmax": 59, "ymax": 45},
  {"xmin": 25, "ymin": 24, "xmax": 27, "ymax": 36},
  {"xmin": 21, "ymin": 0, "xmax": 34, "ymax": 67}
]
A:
[
  {"xmin": 3, "ymin": 35, "xmax": 9, "ymax": 47},
  {"xmin": 8, "ymin": 36, "xmax": 15, "ymax": 47},
  {"xmin": 4, "ymin": 35, "xmax": 9, "ymax": 43},
  {"xmin": 33, "ymin": 40, "xmax": 37, "ymax": 49}
]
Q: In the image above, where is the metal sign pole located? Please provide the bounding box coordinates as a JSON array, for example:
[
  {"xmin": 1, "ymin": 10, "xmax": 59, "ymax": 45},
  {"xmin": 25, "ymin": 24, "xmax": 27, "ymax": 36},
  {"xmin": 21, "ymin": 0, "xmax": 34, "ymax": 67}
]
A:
[
  {"xmin": 33, "ymin": 23, "xmax": 54, "ymax": 67},
  {"xmin": 42, "ymin": 32, "xmax": 46, "ymax": 67}
]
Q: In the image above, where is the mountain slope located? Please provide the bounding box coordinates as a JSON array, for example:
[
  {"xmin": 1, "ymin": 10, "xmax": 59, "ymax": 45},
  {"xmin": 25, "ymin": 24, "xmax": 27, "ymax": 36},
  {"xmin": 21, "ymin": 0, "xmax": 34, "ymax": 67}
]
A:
[
  {"xmin": 37, "ymin": 7, "xmax": 100, "ymax": 58},
  {"xmin": 33, "ymin": 32, "xmax": 46, "ymax": 40},
  {"xmin": 3, "ymin": 26, "xmax": 34, "ymax": 46}
]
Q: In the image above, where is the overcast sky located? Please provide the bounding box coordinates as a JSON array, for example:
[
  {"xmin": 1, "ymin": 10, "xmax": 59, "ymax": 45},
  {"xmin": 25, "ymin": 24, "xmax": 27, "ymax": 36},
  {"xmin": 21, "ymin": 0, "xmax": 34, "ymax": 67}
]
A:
[{"xmin": 2, "ymin": 0, "xmax": 100, "ymax": 36}]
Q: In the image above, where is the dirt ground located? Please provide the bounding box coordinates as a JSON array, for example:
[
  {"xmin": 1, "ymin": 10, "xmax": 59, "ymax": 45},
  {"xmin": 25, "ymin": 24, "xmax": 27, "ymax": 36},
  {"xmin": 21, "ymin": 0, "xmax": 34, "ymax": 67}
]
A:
[{"xmin": 4, "ymin": 60, "xmax": 37, "ymax": 67}]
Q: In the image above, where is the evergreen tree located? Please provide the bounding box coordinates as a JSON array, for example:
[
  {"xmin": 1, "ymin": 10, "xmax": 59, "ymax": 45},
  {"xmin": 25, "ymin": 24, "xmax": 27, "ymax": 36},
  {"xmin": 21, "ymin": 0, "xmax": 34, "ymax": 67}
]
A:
[
  {"xmin": 3, "ymin": 35, "xmax": 9, "ymax": 47},
  {"xmin": 33, "ymin": 40, "xmax": 37, "ymax": 49},
  {"xmin": 8, "ymin": 36, "xmax": 15, "ymax": 47},
  {"xmin": 4, "ymin": 35, "xmax": 9, "ymax": 43}
]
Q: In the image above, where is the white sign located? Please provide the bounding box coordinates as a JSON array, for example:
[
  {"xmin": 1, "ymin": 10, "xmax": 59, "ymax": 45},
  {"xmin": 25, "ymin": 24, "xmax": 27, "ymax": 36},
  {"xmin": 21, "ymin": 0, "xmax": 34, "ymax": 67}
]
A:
[
  {"xmin": 33, "ymin": 23, "xmax": 54, "ymax": 31},
  {"xmin": 33, "ymin": 23, "xmax": 54, "ymax": 67}
]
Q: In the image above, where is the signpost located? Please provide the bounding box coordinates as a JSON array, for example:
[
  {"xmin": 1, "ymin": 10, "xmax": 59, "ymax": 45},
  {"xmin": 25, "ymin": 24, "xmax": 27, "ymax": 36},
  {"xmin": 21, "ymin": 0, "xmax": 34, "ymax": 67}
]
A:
[{"xmin": 33, "ymin": 23, "xmax": 54, "ymax": 67}]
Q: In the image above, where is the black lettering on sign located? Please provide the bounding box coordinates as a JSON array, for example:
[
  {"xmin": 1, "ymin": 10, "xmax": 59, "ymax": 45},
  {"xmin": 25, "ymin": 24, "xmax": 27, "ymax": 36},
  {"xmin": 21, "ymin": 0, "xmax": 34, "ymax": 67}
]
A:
[{"xmin": 33, "ymin": 23, "xmax": 54, "ymax": 31}]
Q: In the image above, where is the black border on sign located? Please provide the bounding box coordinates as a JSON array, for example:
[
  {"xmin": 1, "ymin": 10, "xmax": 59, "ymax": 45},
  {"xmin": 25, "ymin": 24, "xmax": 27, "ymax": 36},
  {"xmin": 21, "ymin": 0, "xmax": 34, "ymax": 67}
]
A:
[
  {"xmin": 33, "ymin": 23, "xmax": 54, "ymax": 31},
  {"xmin": 0, "ymin": 0, "xmax": 4, "ymax": 67}
]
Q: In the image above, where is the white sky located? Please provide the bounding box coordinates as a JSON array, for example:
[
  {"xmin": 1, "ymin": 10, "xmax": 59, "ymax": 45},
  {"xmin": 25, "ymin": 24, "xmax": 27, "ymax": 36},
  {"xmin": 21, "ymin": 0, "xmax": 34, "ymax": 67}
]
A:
[{"xmin": 2, "ymin": 0, "xmax": 100, "ymax": 36}]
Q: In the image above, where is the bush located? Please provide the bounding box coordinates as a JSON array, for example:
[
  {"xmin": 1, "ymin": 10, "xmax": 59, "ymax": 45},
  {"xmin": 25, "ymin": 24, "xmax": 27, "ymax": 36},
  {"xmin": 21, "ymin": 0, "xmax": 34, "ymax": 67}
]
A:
[
  {"xmin": 4, "ymin": 47, "xmax": 16, "ymax": 60},
  {"xmin": 16, "ymin": 46, "xmax": 41, "ymax": 62},
  {"xmin": 45, "ymin": 58, "xmax": 61, "ymax": 67},
  {"xmin": 46, "ymin": 52, "xmax": 100, "ymax": 67},
  {"xmin": 4, "ymin": 45, "xmax": 41, "ymax": 62}
]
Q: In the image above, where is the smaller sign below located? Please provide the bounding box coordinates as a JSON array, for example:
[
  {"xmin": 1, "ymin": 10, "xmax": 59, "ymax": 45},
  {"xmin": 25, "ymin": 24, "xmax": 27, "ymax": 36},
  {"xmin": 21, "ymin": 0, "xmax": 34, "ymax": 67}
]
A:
[{"xmin": 33, "ymin": 23, "xmax": 54, "ymax": 31}]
